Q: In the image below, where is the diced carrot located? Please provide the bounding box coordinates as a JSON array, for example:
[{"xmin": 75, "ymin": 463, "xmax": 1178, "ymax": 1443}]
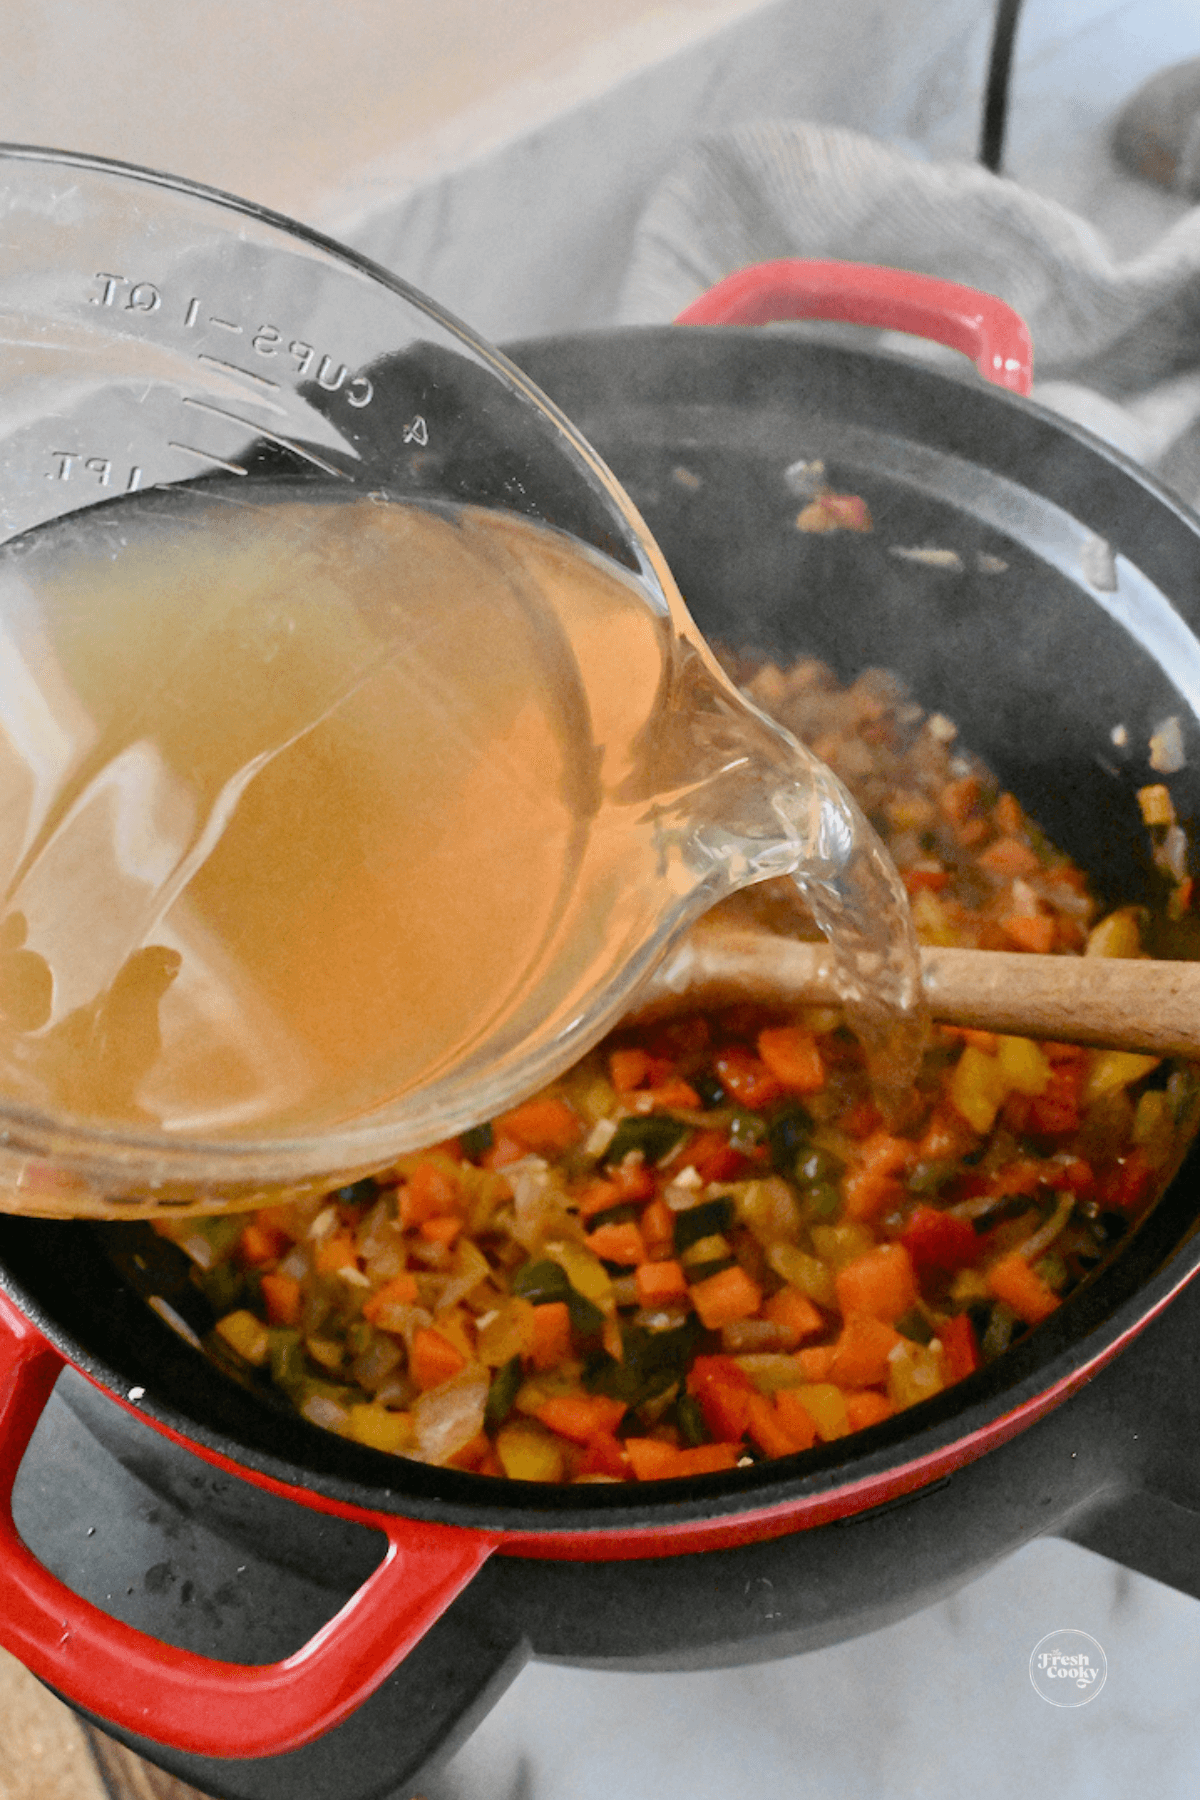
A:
[
  {"xmin": 400, "ymin": 1160, "xmax": 460, "ymax": 1227},
  {"xmin": 260, "ymin": 1272, "xmax": 302, "ymax": 1328},
  {"xmin": 842, "ymin": 1132, "xmax": 913, "ymax": 1221},
  {"xmin": 756, "ymin": 1025, "xmax": 826, "ymax": 1093},
  {"xmin": 238, "ymin": 1220, "xmax": 291, "ymax": 1266},
  {"xmin": 315, "ymin": 1234, "xmax": 359, "ymax": 1276},
  {"xmin": 494, "ymin": 1097, "xmax": 583, "ymax": 1153},
  {"xmin": 986, "ymin": 1252, "xmax": 1059, "ymax": 1325},
  {"xmin": 586, "ymin": 1220, "xmax": 647, "ymax": 1266},
  {"xmin": 843, "ymin": 1389, "xmax": 894, "ymax": 1431},
  {"xmin": 713, "ymin": 1046, "xmax": 783, "ymax": 1110},
  {"xmin": 579, "ymin": 1432, "xmax": 631, "ymax": 1479},
  {"xmin": 939, "ymin": 1311, "xmax": 982, "ymax": 1382},
  {"xmin": 624, "ymin": 1437, "xmax": 685, "ymax": 1480},
  {"xmin": 639, "ymin": 1196, "xmax": 675, "ymax": 1258},
  {"xmin": 835, "ymin": 1244, "xmax": 917, "ymax": 1322},
  {"xmin": 535, "ymin": 1394, "xmax": 628, "ymax": 1444},
  {"xmin": 643, "ymin": 1079, "xmax": 702, "ymax": 1110},
  {"xmin": 977, "ymin": 837, "xmax": 1041, "ymax": 880},
  {"xmin": 635, "ymin": 1259, "xmax": 689, "ymax": 1307},
  {"xmin": 745, "ymin": 1390, "xmax": 804, "ymax": 1459},
  {"xmin": 624, "ymin": 1438, "xmax": 742, "ymax": 1480},
  {"xmin": 419, "ymin": 1214, "xmax": 463, "ymax": 1247},
  {"xmin": 528, "ymin": 1300, "xmax": 572, "ymax": 1371},
  {"xmin": 773, "ymin": 1387, "xmax": 818, "ymax": 1450},
  {"xmin": 610, "ymin": 1160, "xmax": 657, "ymax": 1202},
  {"xmin": 255, "ymin": 1203, "xmax": 306, "ymax": 1239},
  {"xmin": 994, "ymin": 792, "xmax": 1024, "ymax": 835},
  {"xmin": 841, "ymin": 1097, "xmax": 885, "ymax": 1140},
  {"xmin": 940, "ymin": 775, "xmax": 980, "ymax": 827},
  {"xmin": 951, "ymin": 1027, "xmax": 999, "ymax": 1054},
  {"xmin": 410, "ymin": 1326, "xmax": 468, "ymax": 1390},
  {"xmin": 672, "ymin": 1442, "xmax": 741, "ymax": 1476},
  {"xmin": 689, "ymin": 1264, "xmax": 763, "ymax": 1330},
  {"xmin": 577, "ymin": 1178, "xmax": 623, "ymax": 1220},
  {"xmin": 447, "ymin": 1431, "xmax": 492, "ymax": 1472},
  {"xmin": 828, "ymin": 1311, "xmax": 903, "ymax": 1387},
  {"xmin": 903, "ymin": 866, "xmax": 950, "ymax": 894},
  {"xmin": 362, "ymin": 1271, "xmax": 419, "ymax": 1324},
  {"xmin": 610, "ymin": 1048, "xmax": 653, "ymax": 1092},
  {"xmin": 797, "ymin": 1345, "xmax": 837, "ymax": 1381},
  {"xmin": 917, "ymin": 1107, "xmax": 976, "ymax": 1162},
  {"xmin": 481, "ymin": 1134, "xmax": 528, "ymax": 1169},
  {"xmin": 1001, "ymin": 912, "xmax": 1056, "ymax": 954},
  {"xmin": 821, "ymin": 492, "xmax": 872, "ymax": 532},
  {"xmin": 762, "ymin": 1287, "xmax": 825, "ymax": 1348}
]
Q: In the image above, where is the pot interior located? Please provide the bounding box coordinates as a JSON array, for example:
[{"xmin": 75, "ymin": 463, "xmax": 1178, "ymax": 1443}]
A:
[{"xmin": 4, "ymin": 329, "xmax": 1200, "ymax": 1528}]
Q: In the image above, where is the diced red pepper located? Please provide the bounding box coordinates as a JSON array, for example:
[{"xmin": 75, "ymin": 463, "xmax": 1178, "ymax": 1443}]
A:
[
  {"xmin": 1098, "ymin": 1145, "xmax": 1154, "ymax": 1213},
  {"xmin": 900, "ymin": 1204, "xmax": 979, "ymax": 1277},
  {"xmin": 939, "ymin": 1312, "xmax": 982, "ymax": 1382},
  {"xmin": 687, "ymin": 1356, "xmax": 755, "ymax": 1442}
]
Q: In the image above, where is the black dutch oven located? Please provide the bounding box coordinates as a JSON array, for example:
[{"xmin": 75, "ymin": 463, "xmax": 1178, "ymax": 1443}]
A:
[{"xmin": 3, "ymin": 260, "xmax": 1200, "ymax": 1800}]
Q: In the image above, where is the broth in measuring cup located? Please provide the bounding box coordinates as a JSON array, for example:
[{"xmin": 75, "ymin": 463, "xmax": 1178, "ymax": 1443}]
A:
[{"xmin": 0, "ymin": 489, "xmax": 917, "ymax": 1164}]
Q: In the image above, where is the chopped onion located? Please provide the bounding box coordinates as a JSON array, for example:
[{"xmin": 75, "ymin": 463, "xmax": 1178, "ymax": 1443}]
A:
[{"xmin": 412, "ymin": 1363, "xmax": 490, "ymax": 1465}]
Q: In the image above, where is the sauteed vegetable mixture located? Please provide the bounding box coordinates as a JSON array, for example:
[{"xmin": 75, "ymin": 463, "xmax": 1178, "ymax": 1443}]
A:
[{"xmin": 156, "ymin": 656, "xmax": 1191, "ymax": 1482}]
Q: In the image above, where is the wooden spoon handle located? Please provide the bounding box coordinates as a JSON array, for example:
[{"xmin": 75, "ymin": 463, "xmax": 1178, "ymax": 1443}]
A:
[{"xmin": 635, "ymin": 925, "xmax": 1200, "ymax": 1059}]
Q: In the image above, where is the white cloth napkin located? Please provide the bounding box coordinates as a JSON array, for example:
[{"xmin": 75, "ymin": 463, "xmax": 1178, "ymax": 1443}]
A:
[{"xmin": 616, "ymin": 121, "xmax": 1200, "ymax": 507}]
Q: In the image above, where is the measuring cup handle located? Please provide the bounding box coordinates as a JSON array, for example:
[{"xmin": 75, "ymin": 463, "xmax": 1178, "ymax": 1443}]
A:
[
  {"xmin": 674, "ymin": 259, "xmax": 1033, "ymax": 394},
  {"xmin": 0, "ymin": 1288, "xmax": 499, "ymax": 1758}
]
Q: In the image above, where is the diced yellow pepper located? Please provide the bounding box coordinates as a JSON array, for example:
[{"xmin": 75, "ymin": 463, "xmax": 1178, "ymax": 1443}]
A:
[
  {"xmin": 1133, "ymin": 1089, "xmax": 1175, "ymax": 1167},
  {"xmin": 996, "ymin": 1035, "xmax": 1052, "ymax": 1097},
  {"xmin": 215, "ymin": 1309, "xmax": 270, "ymax": 1367},
  {"xmin": 495, "ymin": 1419, "xmax": 565, "ymax": 1482},
  {"xmin": 1084, "ymin": 1050, "xmax": 1161, "ymax": 1105},
  {"xmin": 887, "ymin": 1340, "xmax": 945, "ymax": 1409},
  {"xmin": 794, "ymin": 1383, "xmax": 849, "ymax": 1441},
  {"xmin": 910, "ymin": 888, "xmax": 959, "ymax": 947},
  {"xmin": 949, "ymin": 1044, "xmax": 1007, "ymax": 1134},
  {"xmin": 811, "ymin": 1222, "xmax": 876, "ymax": 1269},
  {"xmin": 767, "ymin": 1243, "xmax": 838, "ymax": 1308},
  {"xmin": 733, "ymin": 1353, "xmax": 809, "ymax": 1394},
  {"xmin": 544, "ymin": 1239, "xmax": 615, "ymax": 1313},
  {"xmin": 345, "ymin": 1404, "xmax": 415, "ymax": 1455},
  {"xmin": 1086, "ymin": 907, "xmax": 1143, "ymax": 959}
]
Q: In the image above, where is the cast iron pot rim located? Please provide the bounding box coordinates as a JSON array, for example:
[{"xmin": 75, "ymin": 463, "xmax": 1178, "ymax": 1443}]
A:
[{"xmin": 3, "ymin": 1179, "xmax": 1197, "ymax": 1542}]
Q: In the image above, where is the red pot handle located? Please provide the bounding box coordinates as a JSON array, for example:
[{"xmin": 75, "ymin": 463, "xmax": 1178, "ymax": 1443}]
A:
[
  {"xmin": 0, "ymin": 1289, "xmax": 498, "ymax": 1758},
  {"xmin": 674, "ymin": 258, "xmax": 1033, "ymax": 395}
]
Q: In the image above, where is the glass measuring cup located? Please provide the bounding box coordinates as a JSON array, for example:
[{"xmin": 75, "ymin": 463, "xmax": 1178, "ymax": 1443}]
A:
[{"xmin": 0, "ymin": 145, "xmax": 919, "ymax": 1217}]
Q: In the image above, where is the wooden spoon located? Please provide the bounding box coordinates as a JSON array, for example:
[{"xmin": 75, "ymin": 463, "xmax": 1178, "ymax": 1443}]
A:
[{"xmin": 633, "ymin": 922, "xmax": 1200, "ymax": 1060}]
